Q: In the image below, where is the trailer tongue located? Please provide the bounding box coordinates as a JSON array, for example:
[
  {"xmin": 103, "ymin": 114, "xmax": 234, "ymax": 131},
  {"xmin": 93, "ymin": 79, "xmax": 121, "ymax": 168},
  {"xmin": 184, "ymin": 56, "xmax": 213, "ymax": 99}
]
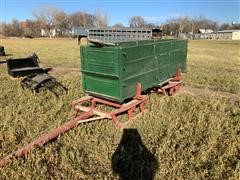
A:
[
  {"xmin": 0, "ymin": 111, "xmax": 94, "ymax": 168},
  {"xmin": 0, "ymin": 83, "xmax": 148, "ymax": 168}
]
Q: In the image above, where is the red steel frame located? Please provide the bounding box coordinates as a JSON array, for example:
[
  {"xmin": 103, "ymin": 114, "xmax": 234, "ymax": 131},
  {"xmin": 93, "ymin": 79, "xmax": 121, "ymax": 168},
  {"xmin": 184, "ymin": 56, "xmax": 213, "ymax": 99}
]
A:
[
  {"xmin": 158, "ymin": 68, "xmax": 182, "ymax": 96},
  {"xmin": 72, "ymin": 83, "xmax": 148, "ymax": 128},
  {"xmin": 0, "ymin": 69, "xmax": 182, "ymax": 168},
  {"xmin": 0, "ymin": 83, "xmax": 147, "ymax": 168}
]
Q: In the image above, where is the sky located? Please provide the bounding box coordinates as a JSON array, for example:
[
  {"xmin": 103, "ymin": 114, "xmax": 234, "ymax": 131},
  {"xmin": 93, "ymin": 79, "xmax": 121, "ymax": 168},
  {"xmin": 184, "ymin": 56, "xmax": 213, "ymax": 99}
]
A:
[{"xmin": 0, "ymin": 0, "xmax": 239, "ymax": 26}]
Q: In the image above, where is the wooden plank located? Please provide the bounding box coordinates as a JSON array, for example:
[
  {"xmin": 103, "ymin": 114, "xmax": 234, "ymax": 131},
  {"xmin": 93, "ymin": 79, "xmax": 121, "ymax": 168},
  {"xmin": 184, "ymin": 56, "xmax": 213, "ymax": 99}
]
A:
[{"xmin": 74, "ymin": 105, "xmax": 111, "ymax": 119}]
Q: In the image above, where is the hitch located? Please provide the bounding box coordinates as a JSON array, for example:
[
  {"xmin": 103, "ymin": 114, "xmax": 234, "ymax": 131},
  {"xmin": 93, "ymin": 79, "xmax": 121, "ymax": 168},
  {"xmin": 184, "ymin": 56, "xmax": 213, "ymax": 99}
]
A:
[{"xmin": 0, "ymin": 83, "xmax": 147, "ymax": 168}]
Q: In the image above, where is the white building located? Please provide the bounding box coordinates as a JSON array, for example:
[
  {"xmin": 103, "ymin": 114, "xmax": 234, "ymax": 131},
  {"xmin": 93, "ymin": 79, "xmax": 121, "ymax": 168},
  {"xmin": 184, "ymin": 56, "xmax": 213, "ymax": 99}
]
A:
[
  {"xmin": 41, "ymin": 29, "xmax": 56, "ymax": 37},
  {"xmin": 198, "ymin": 29, "xmax": 214, "ymax": 34},
  {"xmin": 195, "ymin": 29, "xmax": 214, "ymax": 39},
  {"xmin": 210, "ymin": 29, "xmax": 240, "ymax": 40}
]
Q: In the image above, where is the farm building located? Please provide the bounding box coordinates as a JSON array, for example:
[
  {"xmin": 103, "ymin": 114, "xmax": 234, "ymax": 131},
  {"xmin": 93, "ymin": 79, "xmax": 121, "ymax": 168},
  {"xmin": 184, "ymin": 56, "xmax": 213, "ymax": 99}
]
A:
[
  {"xmin": 198, "ymin": 29, "xmax": 214, "ymax": 34},
  {"xmin": 41, "ymin": 29, "xmax": 56, "ymax": 37},
  {"xmin": 193, "ymin": 29, "xmax": 214, "ymax": 39},
  {"xmin": 210, "ymin": 29, "xmax": 240, "ymax": 40}
]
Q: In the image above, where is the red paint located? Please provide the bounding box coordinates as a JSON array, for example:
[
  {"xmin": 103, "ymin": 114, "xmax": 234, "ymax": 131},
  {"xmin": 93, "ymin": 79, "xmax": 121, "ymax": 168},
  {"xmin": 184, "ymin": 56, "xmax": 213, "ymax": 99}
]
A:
[
  {"xmin": 72, "ymin": 83, "xmax": 147, "ymax": 128},
  {"xmin": 160, "ymin": 68, "xmax": 182, "ymax": 96}
]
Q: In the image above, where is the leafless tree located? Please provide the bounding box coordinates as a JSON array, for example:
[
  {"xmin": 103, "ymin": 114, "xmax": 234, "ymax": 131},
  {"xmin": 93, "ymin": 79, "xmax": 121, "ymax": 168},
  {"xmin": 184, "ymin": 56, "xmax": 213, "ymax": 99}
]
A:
[
  {"xmin": 2, "ymin": 19, "xmax": 23, "ymax": 37},
  {"xmin": 94, "ymin": 9, "xmax": 109, "ymax": 27},
  {"xmin": 112, "ymin": 23, "xmax": 125, "ymax": 28},
  {"xmin": 219, "ymin": 22, "xmax": 240, "ymax": 30},
  {"xmin": 33, "ymin": 6, "xmax": 61, "ymax": 37},
  {"xmin": 129, "ymin": 16, "xmax": 147, "ymax": 28},
  {"xmin": 172, "ymin": 16, "xmax": 190, "ymax": 37},
  {"xmin": 193, "ymin": 15, "xmax": 219, "ymax": 31},
  {"xmin": 12, "ymin": 19, "xmax": 23, "ymax": 36},
  {"xmin": 1, "ymin": 23, "xmax": 8, "ymax": 36},
  {"xmin": 163, "ymin": 15, "xmax": 219, "ymax": 37},
  {"xmin": 231, "ymin": 23, "xmax": 240, "ymax": 30},
  {"xmin": 24, "ymin": 20, "xmax": 42, "ymax": 37},
  {"xmin": 68, "ymin": 11, "xmax": 95, "ymax": 28},
  {"xmin": 0, "ymin": 23, "xmax": 3, "ymax": 35},
  {"xmin": 53, "ymin": 11, "xmax": 69, "ymax": 36},
  {"xmin": 146, "ymin": 23, "xmax": 158, "ymax": 28},
  {"xmin": 164, "ymin": 19, "xmax": 179, "ymax": 36},
  {"xmin": 189, "ymin": 16, "xmax": 202, "ymax": 34},
  {"xmin": 128, "ymin": 16, "xmax": 158, "ymax": 28}
]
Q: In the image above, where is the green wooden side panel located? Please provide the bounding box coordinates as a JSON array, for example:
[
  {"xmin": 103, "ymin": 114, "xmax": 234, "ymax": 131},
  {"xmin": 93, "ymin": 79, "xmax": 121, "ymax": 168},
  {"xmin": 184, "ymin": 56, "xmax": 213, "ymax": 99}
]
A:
[
  {"xmin": 81, "ymin": 46, "xmax": 121, "ymax": 101},
  {"xmin": 83, "ymin": 74, "xmax": 120, "ymax": 99},
  {"xmin": 80, "ymin": 39, "xmax": 188, "ymax": 103},
  {"xmin": 120, "ymin": 43, "xmax": 157, "ymax": 99}
]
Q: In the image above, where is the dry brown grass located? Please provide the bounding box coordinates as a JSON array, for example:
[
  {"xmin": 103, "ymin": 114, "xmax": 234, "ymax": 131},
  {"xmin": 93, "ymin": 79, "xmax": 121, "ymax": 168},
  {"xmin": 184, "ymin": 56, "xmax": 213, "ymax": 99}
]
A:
[{"xmin": 0, "ymin": 38, "xmax": 239, "ymax": 179}]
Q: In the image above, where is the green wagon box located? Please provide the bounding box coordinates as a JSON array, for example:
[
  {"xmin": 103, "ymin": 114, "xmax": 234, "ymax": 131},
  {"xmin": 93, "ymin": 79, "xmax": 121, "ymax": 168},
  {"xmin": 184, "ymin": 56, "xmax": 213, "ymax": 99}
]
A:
[{"xmin": 80, "ymin": 39, "xmax": 188, "ymax": 103}]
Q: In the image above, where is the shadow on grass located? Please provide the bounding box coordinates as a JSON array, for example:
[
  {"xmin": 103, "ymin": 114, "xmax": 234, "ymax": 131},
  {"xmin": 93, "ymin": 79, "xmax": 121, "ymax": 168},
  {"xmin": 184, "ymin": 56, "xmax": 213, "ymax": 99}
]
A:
[{"xmin": 112, "ymin": 129, "xmax": 159, "ymax": 180}]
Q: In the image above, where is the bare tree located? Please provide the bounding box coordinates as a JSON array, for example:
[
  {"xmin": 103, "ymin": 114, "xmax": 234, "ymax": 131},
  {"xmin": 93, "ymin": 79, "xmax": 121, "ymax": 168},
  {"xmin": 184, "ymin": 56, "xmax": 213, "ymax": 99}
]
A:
[
  {"xmin": 231, "ymin": 23, "xmax": 240, "ymax": 30},
  {"xmin": 12, "ymin": 19, "xmax": 23, "ymax": 36},
  {"xmin": 220, "ymin": 23, "xmax": 230, "ymax": 30},
  {"xmin": 2, "ymin": 23, "xmax": 9, "ymax": 36},
  {"xmin": 163, "ymin": 15, "xmax": 219, "ymax": 37},
  {"xmin": 219, "ymin": 22, "xmax": 240, "ymax": 30},
  {"xmin": 146, "ymin": 23, "xmax": 158, "ymax": 28},
  {"xmin": 164, "ymin": 19, "xmax": 180, "ymax": 36},
  {"xmin": 174, "ymin": 16, "xmax": 190, "ymax": 37},
  {"xmin": 94, "ymin": 9, "xmax": 109, "ymax": 27},
  {"xmin": 112, "ymin": 23, "xmax": 125, "ymax": 28},
  {"xmin": 33, "ymin": 6, "xmax": 61, "ymax": 37},
  {"xmin": 129, "ymin": 16, "xmax": 147, "ymax": 28},
  {"xmin": 68, "ymin": 11, "xmax": 95, "ymax": 28},
  {"xmin": 189, "ymin": 16, "xmax": 202, "ymax": 34},
  {"xmin": 53, "ymin": 11, "xmax": 69, "ymax": 36},
  {"xmin": 0, "ymin": 23, "xmax": 3, "ymax": 35},
  {"xmin": 24, "ymin": 20, "xmax": 42, "ymax": 37},
  {"xmin": 193, "ymin": 15, "xmax": 219, "ymax": 31},
  {"xmin": 2, "ymin": 19, "xmax": 23, "ymax": 37},
  {"xmin": 191, "ymin": 15, "xmax": 204, "ymax": 32}
]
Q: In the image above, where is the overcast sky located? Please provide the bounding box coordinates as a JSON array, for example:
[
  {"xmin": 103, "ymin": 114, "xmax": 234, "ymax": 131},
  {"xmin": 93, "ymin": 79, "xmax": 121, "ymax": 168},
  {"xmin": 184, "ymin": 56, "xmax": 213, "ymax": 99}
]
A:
[{"xmin": 1, "ymin": 0, "xmax": 239, "ymax": 25}]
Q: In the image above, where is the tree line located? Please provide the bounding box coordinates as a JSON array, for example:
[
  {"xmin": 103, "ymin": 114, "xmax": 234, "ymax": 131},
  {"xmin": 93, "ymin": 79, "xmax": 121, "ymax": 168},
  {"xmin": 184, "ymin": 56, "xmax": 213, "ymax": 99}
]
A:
[
  {"xmin": 129, "ymin": 16, "xmax": 240, "ymax": 36},
  {"xmin": 0, "ymin": 6, "xmax": 239, "ymax": 38},
  {"xmin": 0, "ymin": 7, "xmax": 109, "ymax": 37}
]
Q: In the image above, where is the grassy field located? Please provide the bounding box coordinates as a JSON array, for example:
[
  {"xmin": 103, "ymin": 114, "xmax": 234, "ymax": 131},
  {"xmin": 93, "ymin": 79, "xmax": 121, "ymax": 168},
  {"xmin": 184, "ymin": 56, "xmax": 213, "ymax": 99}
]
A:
[
  {"xmin": 185, "ymin": 40, "xmax": 240, "ymax": 94},
  {"xmin": 0, "ymin": 38, "xmax": 239, "ymax": 179}
]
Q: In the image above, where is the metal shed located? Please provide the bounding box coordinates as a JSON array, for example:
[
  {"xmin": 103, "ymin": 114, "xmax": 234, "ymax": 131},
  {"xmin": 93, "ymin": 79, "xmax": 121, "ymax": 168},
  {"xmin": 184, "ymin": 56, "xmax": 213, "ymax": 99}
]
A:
[{"xmin": 210, "ymin": 29, "xmax": 240, "ymax": 40}]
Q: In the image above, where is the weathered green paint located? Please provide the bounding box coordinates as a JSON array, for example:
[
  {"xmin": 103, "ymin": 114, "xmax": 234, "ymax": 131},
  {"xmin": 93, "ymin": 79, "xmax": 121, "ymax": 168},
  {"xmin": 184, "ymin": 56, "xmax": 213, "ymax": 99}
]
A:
[{"xmin": 81, "ymin": 39, "xmax": 188, "ymax": 103}]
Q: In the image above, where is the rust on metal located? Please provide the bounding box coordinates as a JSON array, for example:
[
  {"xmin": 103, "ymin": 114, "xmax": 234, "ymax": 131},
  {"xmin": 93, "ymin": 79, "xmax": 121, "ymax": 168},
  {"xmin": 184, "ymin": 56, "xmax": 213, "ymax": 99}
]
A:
[
  {"xmin": 0, "ymin": 70, "xmax": 182, "ymax": 168},
  {"xmin": 159, "ymin": 68, "xmax": 182, "ymax": 96},
  {"xmin": 72, "ymin": 83, "xmax": 148, "ymax": 128},
  {"xmin": 0, "ymin": 83, "xmax": 148, "ymax": 168},
  {"xmin": 0, "ymin": 111, "xmax": 94, "ymax": 168}
]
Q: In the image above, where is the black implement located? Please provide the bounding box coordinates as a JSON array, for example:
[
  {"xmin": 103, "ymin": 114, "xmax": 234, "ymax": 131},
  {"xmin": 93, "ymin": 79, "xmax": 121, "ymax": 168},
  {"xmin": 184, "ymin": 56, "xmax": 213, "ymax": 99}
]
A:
[
  {"xmin": 6, "ymin": 53, "xmax": 51, "ymax": 77},
  {"xmin": 21, "ymin": 73, "xmax": 67, "ymax": 97}
]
